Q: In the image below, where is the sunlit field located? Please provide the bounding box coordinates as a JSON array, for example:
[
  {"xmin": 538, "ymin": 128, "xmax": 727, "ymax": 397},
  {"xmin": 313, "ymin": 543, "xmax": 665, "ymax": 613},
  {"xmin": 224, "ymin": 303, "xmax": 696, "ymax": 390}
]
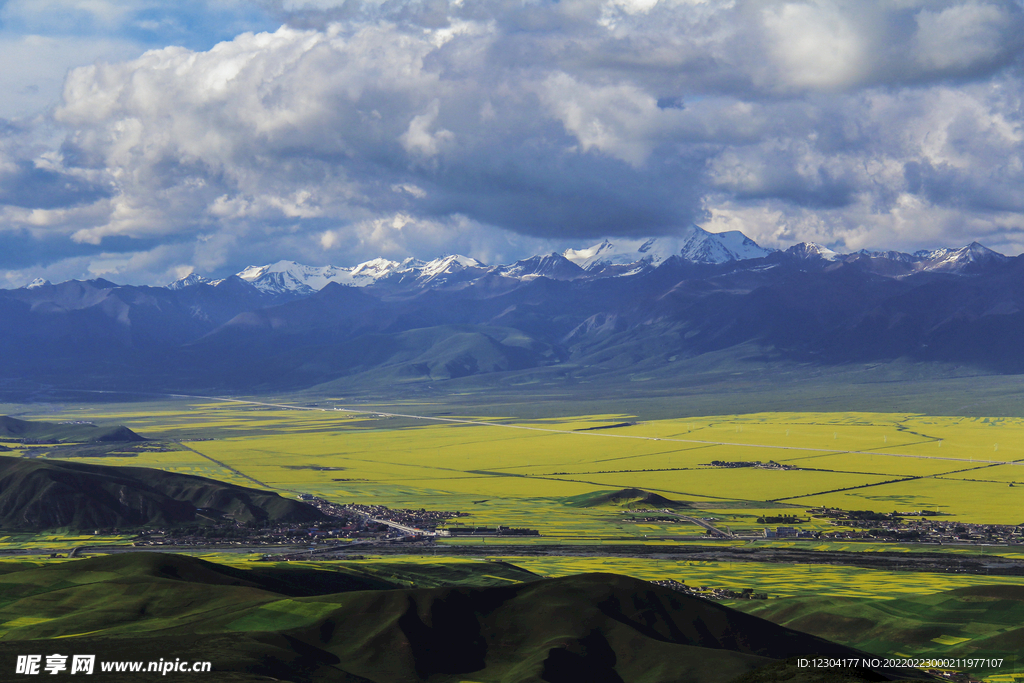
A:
[
  {"xmin": 6, "ymin": 401, "xmax": 1024, "ymax": 541},
  {"xmin": 498, "ymin": 556, "xmax": 1024, "ymax": 598},
  {"xmin": 6, "ymin": 399, "xmax": 1024, "ymax": 682}
]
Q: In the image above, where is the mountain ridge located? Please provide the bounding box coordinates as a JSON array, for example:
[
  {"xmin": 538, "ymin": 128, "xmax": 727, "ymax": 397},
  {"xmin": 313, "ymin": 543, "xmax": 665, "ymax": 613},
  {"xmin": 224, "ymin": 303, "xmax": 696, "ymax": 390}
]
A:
[
  {"xmin": 3, "ymin": 226, "xmax": 1024, "ymax": 394},
  {"xmin": 162, "ymin": 228, "xmax": 1011, "ymax": 296},
  {"xmin": 0, "ymin": 456, "xmax": 328, "ymax": 531}
]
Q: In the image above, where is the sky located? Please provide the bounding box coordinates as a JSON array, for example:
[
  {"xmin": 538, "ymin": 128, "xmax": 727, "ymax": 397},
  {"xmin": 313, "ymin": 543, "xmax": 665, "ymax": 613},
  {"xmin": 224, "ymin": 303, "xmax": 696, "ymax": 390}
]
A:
[{"xmin": 3, "ymin": 0, "xmax": 1024, "ymax": 287}]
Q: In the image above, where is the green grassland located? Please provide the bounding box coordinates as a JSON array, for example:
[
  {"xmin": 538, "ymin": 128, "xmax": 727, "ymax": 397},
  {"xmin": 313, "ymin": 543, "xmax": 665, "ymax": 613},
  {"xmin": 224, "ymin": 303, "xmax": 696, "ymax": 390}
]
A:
[
  {"xmin": 499, "ymin": 555, "xmax": 1024, "ymax": 599},
  {"xmin": 729, "ymin": 585, "xmax": 1024, "ymax": 679},
  {"xmin": 0, "ymin": 552, "xmax": 898, "ymax": 683},
  {"xmin": 0, "ymin": 554, "xmax": 538, "ymax": 642}
]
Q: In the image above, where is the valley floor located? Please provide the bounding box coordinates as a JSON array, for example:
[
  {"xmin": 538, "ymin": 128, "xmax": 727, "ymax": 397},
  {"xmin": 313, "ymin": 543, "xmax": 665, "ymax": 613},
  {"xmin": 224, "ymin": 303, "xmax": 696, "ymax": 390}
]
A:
[{"xmin": 3, "ymin": 394, "xmax": 1024, "ymax": 680}]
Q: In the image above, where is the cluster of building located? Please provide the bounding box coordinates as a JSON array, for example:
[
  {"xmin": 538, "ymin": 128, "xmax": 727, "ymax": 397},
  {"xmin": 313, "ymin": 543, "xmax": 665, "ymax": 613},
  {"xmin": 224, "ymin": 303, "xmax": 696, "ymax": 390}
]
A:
[
  {"xmin": 333, "ymin": 502, "xmax": 468, "ymax": 531},
  {"xmin": 126, "ymin": 496, "xmax": 541, "ymax": 547},
  {"xmin": 763, "ymin": 526, "xmax": 814, "ymax": 539},
  {"xmin": 806, "ymin": 508, "xmax": 1024, "ymax": 544},
  {"xmin": 649, "ymin": 579, "xmax": 768, "ymax": 600},
  {"xmin": 129, "ymin": 519, "xmax": 385, "ymax": 547},
  {"xmin": 621, "ymin": 515, "xmax": 687, "ymax": 524},
  {"xmin": 706, "ymin": 460, "xmax": 797, "ymax": 470}
]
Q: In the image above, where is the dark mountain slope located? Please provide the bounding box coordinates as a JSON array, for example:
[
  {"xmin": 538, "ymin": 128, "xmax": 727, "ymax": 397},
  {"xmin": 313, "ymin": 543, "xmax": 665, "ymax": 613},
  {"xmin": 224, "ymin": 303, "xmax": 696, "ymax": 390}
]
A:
[
  {"xmin": 0, "ymin": 277, "xmax": 294, "ymax": 387},
  {"xmin": 3, "ymin": 253, "xmax": 1024, "ymax": 393},
  {"xmin": 0, "ymin": 415, "xmax": 144, "ymax": 443},
  {"xmin": 0, "ymin": 554, "xmax": 928, "ymax": 682},
  {"xmin": 0, "ymin": 456, "xmax": 327, "ymax": 530}
]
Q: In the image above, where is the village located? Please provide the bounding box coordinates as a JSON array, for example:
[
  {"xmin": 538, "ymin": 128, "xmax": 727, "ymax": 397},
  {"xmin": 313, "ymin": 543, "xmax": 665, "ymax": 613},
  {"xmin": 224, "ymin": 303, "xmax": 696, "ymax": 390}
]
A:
[
  {"xmin": 129, "ymin": 498, "xmax": 542, "ymax": 549},
  {"xmin": 115, "ymin": 496, "xmax": 1024, "ymax": 551},
  {"xmin": 648, "ymin": 578, "xmax": 768, "ymax": 601},
  {"xmin": 809, "ymin": 507, "xmax": 1024, "ymax": 545}
]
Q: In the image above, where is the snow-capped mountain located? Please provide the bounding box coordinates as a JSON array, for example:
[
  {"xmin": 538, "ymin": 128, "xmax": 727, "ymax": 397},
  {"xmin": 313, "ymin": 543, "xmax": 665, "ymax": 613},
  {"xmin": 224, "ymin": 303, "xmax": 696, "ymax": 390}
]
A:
[
  {"xmin": 159, "ymin": 227, "xmax": 1015, "ymax": 299},
  {"xmin": 168, "ymin": 273, "xmax": 210, "ymax": 290},
  {"xmin": 495, "ymin": 253, "xmax": 585, "ymax": 280},
  {"xmin": 915, "ymin": 242, "xmax": 1009, "ymax": 272},
  {"xmin": 235, "ymin": 259, "xmax": 403, "ymax": 294},
  {"xmin": 6, "ymin": 225, "xmax": 1024, "ymax": 396},
  {"xmin": 350, "ymin": 257, "xmax": 404, "ymax": 281},
  {"xmin": 413, "ymin": 255, "xmax": 485, "ymax": 284},
  {"xmin": 563, "ymin": 225, "xmax": 773, "ymax": 272},
  {"xmin": 786, "ymin": 241, "xmax": 1011, "ymax": 275},
  {"xmin": 677, "ymin": 225, "xmax": 772, "ymax": 263},
  {"xmin": 786, "ymin": 243, "xmax": 840, "ymax": 261}
]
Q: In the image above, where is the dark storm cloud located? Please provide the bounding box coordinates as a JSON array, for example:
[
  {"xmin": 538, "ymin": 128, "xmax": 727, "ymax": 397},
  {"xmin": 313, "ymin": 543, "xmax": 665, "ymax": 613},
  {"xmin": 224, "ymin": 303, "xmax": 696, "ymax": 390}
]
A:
[
  {"xmin": 0, "ymin": 229, "xmax": 167, "ymax": 269},
  {"xmin": 0, "ymin": 160, "xmax": 113, "ymax": 209}
]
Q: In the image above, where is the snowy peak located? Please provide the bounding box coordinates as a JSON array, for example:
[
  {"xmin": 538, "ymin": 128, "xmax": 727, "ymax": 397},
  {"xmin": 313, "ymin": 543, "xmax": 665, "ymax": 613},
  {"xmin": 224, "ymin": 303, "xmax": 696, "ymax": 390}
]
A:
[
  {"xmin": 161, "ymin": 232, "xmax": 1012, "ymax": 300},
  {"xmin": 564, "ymin": 226, "xmax": 773, "ymax": 272},
  {"xmin": 414, "ymin": 254, "xmax": 486, "ymax": 284},
  {"xmin": 918, "ymin": 242, "xmax": 1008, "ymax": 272},
  {"xmin": 786, "ymin": 243, "xmax": 840, "ymax": 261},
  {"xmin": 237, "ymin": 260, "xmax": 342, "ymax": 295},
  {"xmin": 857, "ymin": 249, "xmax": 920, "ymax": 263},
  {"xmin": 351, "ymin": 257, "xmax": 401, "ymax": 279},
  {"xmin": 236, "ymin": 258, "xmax": 403, "ymax": 294},
  {"xmin": 168, "ymin": 273, "xmax": 210, "ymax": 290},
  {"xmin": 678, "ymin": 226, "xmax": 773, "ymax": 263},
  {"xmin": 24, "ymin": 278, "xmax": 51, "ymax": 289},
  {"xmin": 563, "ymin": 238, "xmax": 684, "ymax": 271},
  {"xmin": 844, "ymin": 242, "xmax": 1009, "ymax": 274},
  {"xmin": 496, "ymin": 253, "xmax": 585, "ymax": 280},
  {"xmin": 564, "ymin": 240, "xmax": 619, "ymax": 270}
]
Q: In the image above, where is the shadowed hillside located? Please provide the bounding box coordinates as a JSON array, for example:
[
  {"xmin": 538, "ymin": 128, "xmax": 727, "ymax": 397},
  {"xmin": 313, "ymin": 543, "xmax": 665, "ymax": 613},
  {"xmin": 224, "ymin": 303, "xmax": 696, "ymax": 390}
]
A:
[
  {"xmin": 0, "ymin": 415, "xmax": 144, "ymax": 443},
  {"xmin": 0, "ymin": 553, "xmax": 931, "ymax": 682},
  {"xmin": 0, "ymin": 457, "xmax": 327, "ymax": 530},
  {"xmin": 566, "ymin": 488, "xmax": 688, "ymax": 509},
  {"xmin": 732, "ymin": 584, "xmax": 1024, "ymax": 673}
]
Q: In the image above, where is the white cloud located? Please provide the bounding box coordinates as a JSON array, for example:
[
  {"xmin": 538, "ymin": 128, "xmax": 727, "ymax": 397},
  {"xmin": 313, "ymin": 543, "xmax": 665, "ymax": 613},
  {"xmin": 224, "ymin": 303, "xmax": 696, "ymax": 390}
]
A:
[
  {"xmin": 760, "ymin": 2, "xmax": 869, "ymax": 91},
  {"xmin": 4, "ymin": 0, "xmax": 1024, "ymax": 285},
  {"xmin": 399, "ymin": 99, "xmax": 454, "ymax": 157},
  {"xmin": 537, "ymin": 72, "xmax": 678, "ymax": 166},
  {"xmin": 914, "ymin": 2, "xmax": 1011, "ymax": 71}
]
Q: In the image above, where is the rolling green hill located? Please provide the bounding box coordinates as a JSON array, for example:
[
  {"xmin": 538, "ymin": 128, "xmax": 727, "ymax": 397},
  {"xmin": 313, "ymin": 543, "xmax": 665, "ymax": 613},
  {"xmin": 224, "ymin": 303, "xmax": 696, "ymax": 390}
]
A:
[
  {"xmin": 0, "ymin": 553, "xmax": 924, "ymax": 682},
  {"xmin": 732, "ymin": 585, "xmax": 1024, "ymax": 676},
  {"xmin": 566, "ymin": 488, "xmax": 688, "ymax": 509},
  {"xmin": 0, "ymin": 456, "xmax": 327, "ymax": 530},
  {"xmin": 0, "ymin": 415, "xmax": 144, "ymax": 443}
]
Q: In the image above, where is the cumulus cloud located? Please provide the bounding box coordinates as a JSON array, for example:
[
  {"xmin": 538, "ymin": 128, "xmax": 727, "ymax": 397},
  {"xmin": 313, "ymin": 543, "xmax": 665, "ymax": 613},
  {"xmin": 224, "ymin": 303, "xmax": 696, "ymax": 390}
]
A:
[{"xmin": 4, "ymin": 0, "xmax": 1024, "ymax": 284}]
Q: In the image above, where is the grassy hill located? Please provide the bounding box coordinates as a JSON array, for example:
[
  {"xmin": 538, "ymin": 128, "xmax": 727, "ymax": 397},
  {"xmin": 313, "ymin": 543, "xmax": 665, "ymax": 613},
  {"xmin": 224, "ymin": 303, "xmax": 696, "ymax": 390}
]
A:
[
  {"xmin": 732, "ymin": 585, "xmax": 1024, "ymax": 674},
  {"xmin": 0, "ymin": 415, "xmax": 144, "ymax": 443},
  {"xmin": 0, "ymin": 553, "xmax": 925, "ymax": 682},
  {"xmin": 0, "ymin": 456, "xmax": 327, "ymax": 530},
  {"xmin": 566, "ymin": 488, "xmax": 688, "ymax": 509}
]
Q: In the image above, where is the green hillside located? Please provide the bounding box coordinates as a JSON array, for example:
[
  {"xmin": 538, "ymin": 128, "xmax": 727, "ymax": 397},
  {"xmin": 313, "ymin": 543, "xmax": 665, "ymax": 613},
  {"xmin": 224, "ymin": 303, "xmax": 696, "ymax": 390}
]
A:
[
  {"xmin": 0, "ymin": 456, "xmax": 327, "ymax": 530},
  {"xmin": 733, "ymin": 586, "xmax": 1024, "ymax": 676},
  {"xmin": 565, "ymin": 488, "xmax": 687, "ymax": 509},
  {"xmin": 0, "ymin": 415, "xmax": 145, "ymax": 443},
  {"xmin": 0, "ymin": 553, "xmax": 926, "ymax": 683}
]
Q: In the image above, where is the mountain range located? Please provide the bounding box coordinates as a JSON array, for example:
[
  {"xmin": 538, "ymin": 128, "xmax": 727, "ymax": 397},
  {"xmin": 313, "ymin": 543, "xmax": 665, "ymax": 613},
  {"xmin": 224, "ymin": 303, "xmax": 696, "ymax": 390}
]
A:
[
  {"xmin": 4, "ymin": 225, "xmax": 1023, "ymax": 394},
  {"xmin": 161, "ymin": 226, "xmax": 1007, "ymax": 294}
]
